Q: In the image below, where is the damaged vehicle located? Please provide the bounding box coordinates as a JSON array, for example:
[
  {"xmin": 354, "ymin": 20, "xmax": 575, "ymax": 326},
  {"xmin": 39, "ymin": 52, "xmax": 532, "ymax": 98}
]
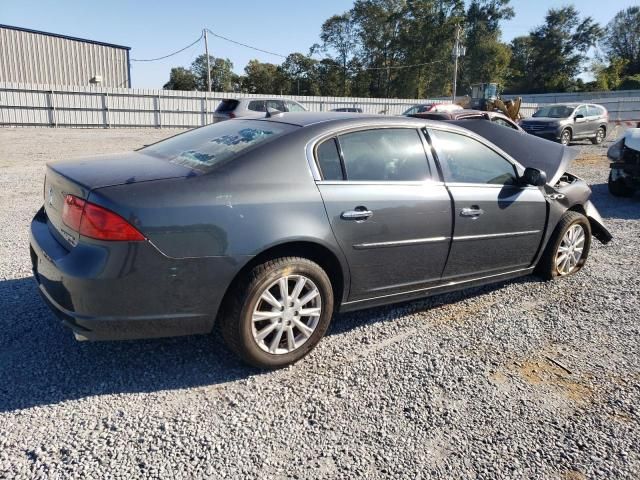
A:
[
  {"xmin": 30, "ymin": 113, "xmax": 612, "ymax": 368},
  {"xmin": 607, "ymin": 128, "xmax": 640, "ymax": 197}
]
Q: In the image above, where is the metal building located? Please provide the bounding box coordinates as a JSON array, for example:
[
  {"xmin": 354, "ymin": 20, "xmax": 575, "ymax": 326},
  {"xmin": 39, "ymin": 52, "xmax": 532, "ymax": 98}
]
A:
[{"xmin": 0, "ymin": 24, "xmax": 130, "ymax": 88}]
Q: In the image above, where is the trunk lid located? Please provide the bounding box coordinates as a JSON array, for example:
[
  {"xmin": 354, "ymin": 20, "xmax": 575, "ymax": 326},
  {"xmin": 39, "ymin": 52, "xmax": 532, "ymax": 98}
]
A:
[{"xmin": 44, "ymin": 152, "xmax": 195, "ymax": 248}]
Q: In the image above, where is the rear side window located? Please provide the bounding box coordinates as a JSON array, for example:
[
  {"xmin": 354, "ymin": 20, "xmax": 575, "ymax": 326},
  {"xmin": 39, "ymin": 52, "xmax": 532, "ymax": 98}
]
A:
[
  {"xmin": 215, "ymin": 99, "xmax": 239, "ymax": 113},
  {"xmin": 338, "ymin": 129, "xmax": 430, "ymax": 181},
  {"xmin": 267, "ymin": 100, "xmax": 286, "ymax": 111},
  {"xmin": 316, "ymin": 139, "xmax": 344, "ymax": 180},
  {"xmin": 143, "ymin": 120, "xmax": 295, "ymax": 172},
  {"xmin": 429, "ymin": 129, "xmax": 517, "ymax": 185},
  {"xmin": 248, "ymin": 100, "xmax": 266, "ymax": 112}
]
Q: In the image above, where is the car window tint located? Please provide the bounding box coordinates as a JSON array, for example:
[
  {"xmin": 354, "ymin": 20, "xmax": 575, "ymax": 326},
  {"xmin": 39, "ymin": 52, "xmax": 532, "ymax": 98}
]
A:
[
  {"xmin": 267, "ymin": 100, "xmax": 285, "ymax": 111},
  {"xmin": 286, "ymin": 101, "xmax": 306, "ymax": 112},
  {"xmin": 143, "ymin": 120, "xmax": 295, "ymax": 173},
  {"xmin": 316, "ymin": 138, "xmax": 344, "ymax": 180},
  {"xmin": 492, "ymin": 117, "xmax": 516, "ymax": 129},
  {"xmin": 338, "ymin": 129, "xmax": 429, "ymax": 181},
  {"xmin": 587, "ymin": 105, "xmax": 601, "ymax": 117},
  {"xmin": 248, "ymin": 100, "xmax": 266, "ymax": 112},
  {"xmin": 215, "ymin": 99, "xmax": 239, "ymax": 113},
  {"xmin": 429, "ymin": 129, "xmax": 517, "ymax": 185},
  {"xmin": 575, "ymin": 105, "xmax": 587, "ymax": 117}
]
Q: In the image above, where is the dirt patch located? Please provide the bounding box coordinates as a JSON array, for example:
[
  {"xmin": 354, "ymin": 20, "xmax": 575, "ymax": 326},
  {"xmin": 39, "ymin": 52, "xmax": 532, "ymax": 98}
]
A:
[
  {"xmin": 513, "ymin": 357, "xmax": 594, "ymax": 404},
  {"xmin": 562, "ymin": 470, "xmax": 587, "ymax": 480}
]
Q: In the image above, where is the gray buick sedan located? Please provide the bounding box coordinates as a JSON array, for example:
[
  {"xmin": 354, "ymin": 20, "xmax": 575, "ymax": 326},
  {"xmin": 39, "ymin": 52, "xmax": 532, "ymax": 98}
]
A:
[{"xmin": 30, "ymin": 113, "xmax": 612, "ymax": 368}]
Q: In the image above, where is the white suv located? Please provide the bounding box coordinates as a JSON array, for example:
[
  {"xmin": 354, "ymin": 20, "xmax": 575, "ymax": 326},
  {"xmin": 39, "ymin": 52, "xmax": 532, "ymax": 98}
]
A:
[{"xmin": 213, "ymin": 97, "xmax": 307, "ymax": 122}]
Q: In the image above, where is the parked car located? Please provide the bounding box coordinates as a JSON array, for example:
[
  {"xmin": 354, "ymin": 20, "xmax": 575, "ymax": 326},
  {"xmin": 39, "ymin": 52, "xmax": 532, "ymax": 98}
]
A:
[
  {"xmin": 607, "ymin": 127, "xmax": 640, "ymax": 197},
  {"xmin": 407, "ymin": 109, "xmax": 524, "ymax": 132},
  {"xmin": 402, "ymin": 103, "xmax": 463, "ymax": 115},
  {"xmin": 520, "ymin": 103, "xmax": 608, "ymax": 145},
  {"xmin": 30, "ymin": 113, "xmax": 611, "ymax": 368},
  {"xmin": 331, "ymin": 107, "xmax": 363, "ymax": 113},
  {"xmin": 212, "ymin": 97, "xmax": 307, "ymax": 122}
]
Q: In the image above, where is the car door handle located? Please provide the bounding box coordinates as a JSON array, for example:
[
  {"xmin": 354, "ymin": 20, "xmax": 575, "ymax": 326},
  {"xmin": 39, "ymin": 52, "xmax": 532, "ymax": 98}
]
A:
[
  {"xmin": 460, "ymin": 207, "xmax": 484, "ymax": 217},
  {"xmin": 341, "ymin": 208, "xmax": 373, "ymax": 221}
]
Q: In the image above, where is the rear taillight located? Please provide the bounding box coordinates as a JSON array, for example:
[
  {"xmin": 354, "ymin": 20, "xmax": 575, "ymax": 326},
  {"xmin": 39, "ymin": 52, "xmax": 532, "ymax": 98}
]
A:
[{"xmin": 62, "ymin": 194, "xmax": 145, "ymax": 241}]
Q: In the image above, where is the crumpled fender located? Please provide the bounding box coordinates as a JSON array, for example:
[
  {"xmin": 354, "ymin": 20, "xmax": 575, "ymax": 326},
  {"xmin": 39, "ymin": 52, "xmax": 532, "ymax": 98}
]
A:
[{"xmin": 585, "ymin": 200, "xmax": 613, "ymax": 244}]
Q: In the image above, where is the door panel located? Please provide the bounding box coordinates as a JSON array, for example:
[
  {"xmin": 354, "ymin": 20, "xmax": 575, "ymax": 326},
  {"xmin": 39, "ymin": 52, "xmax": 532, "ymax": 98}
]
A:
[
  {"xmin": 443, "ymin": 184, "xmax": 547, "ymax": 279},
  {"xmin": 318, "ymin": 183, "xmax": 452, "ymax": 299}
]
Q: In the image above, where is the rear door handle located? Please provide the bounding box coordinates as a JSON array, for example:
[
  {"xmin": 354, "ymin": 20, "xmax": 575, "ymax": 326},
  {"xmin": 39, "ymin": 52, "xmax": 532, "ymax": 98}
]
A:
[
  {"xmin": 341, "ymin": 207, "xmax": 373, "ymax": 221},
  {"xmin": 460, "ymin": 207, "xmax": 484, "ymax": 217}
]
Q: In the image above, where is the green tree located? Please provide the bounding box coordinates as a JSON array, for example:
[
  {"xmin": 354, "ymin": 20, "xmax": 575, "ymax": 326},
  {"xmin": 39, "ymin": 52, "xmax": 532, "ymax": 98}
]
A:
[
  {"xmin": 163, "ymin": 67, "xmax": 198, "ymax": 91},
  {"xmin": 515, "ymin": 7, "xmax": 603, "ymax": 93},
  {"xmin": 603, "ymin": 7, "xmax": 640, "ymax": 77},
  {"xmin": 279, "ymin": 53, "xmax": 319, "ymax": 95},
  {"xmin": 460, "ymin": 0, "xmax": 514, "ymax": 95},
  {"xmin": 505, "ymin": 36, "xmax": 533, "ymax": 93},
  {"xmin": 191, "ymin": 54, "xmax": 239, "ymax": 92},
  {"xmin": 320, "ymin": 13, "xmax": 358, "ymax": 95},
  {"xmin": 242, "ymin": 60, "xmax": 286, "ymax": 94}
]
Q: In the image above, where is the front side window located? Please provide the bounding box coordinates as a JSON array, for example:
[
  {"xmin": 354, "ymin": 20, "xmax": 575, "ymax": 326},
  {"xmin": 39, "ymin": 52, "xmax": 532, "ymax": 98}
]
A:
[
  {"xmin": 574, "ymin": 105, "xmax": 588, "ymax": 118},
  {"xmin": 337, "ymin": 129, "xmax": 430, "ymax": 181},
  {"xmin": 429, "ymin": 129, "xmax": 517, "ymax": 185}
]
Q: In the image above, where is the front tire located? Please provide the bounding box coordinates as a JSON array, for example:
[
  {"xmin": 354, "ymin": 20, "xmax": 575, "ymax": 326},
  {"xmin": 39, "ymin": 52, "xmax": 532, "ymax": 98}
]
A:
[
  {"xmin": 559, "ymin": 129, "xmax": 572, "ymax": 146},
  {"xmin": 536, "ymin": 211, "xmax": 591, "ymax": 280},
  {"xmin": 219, "ymin": 257, "xmax": 334, "ymax": 368}
]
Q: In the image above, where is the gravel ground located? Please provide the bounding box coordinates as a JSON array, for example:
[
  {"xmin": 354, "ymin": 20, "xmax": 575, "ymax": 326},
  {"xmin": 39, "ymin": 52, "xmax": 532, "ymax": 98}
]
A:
[{"xmin": 0, "ymin": 128, "xmax": 638, "ymax": 479}]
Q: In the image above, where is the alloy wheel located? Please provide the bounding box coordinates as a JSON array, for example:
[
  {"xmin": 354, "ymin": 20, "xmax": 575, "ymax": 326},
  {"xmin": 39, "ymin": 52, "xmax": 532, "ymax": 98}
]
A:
[
  {"xmin": 596, "ymin": 128, "xmax": 605, "ymax": 144},
  {"xmin": 251, "ymin": 275, "xmax": 322, "ymax": 354},
  {"xmin": 561, "ymin": 130, "xmax": 571, "ymax": 146},
  {"xmin": 555, "ymin": 224, "xmax": 585, "ymax": 275}
]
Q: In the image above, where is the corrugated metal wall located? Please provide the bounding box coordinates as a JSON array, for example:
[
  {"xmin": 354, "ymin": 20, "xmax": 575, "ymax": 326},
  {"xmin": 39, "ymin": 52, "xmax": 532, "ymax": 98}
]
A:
[
  {"xmin": 1, "ymin": 82, "xmax": 638, "ymax": 129},
  {"xmin": 0, "ymin": 27, "xmax": 129, "ymax": 88}
]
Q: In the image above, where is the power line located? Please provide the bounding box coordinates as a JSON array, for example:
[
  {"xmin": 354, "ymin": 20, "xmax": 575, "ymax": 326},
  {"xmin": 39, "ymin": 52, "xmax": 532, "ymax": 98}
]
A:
[
  {"xmin": 206, "ymin": 28, "xmax": 286, "ymax": 58},
  {"xmin": 131, "ymin": 34, "xmax": 203, "ymax": 62}
]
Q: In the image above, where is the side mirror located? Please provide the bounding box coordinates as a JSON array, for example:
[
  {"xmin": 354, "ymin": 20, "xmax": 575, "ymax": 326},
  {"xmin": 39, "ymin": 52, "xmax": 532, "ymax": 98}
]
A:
[
  {"xmin": 574, "ymin": 114, "xmax": 585, "ymax": 120},
  {"xmin": 522, "ymin": 167, "xmax": 547, "ymax": 187}
]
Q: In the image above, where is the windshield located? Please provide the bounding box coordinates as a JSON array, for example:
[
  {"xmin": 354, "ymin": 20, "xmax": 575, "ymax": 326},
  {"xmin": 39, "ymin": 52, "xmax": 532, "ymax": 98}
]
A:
[
  {"xmin": 532, "ymin": 105, "xmax": 575, "ymax": 118},
  {"xmin": 142, "ymin": 120, "xmax": 296, "ymax": 172}
]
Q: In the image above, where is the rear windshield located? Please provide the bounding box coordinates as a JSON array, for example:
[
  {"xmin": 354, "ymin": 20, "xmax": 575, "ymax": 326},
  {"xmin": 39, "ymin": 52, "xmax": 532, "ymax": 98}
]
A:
[
  {"xmin": 532, "ymin": 105, "xmax": 575, "ymax": 118},
  {"xmin": 215, "ymin": 99, "xmax": 240, "ymax": 113},
  {"xmin": 142, "ymin": 120, "xmax": 296, "ymax": 172}
]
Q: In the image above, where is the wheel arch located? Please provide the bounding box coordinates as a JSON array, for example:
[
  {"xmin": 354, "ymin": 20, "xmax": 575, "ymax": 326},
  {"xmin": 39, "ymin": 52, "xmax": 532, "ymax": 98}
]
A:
[{"xmin": 215, "ymin": 240, "xmax": 349, "ymax": 329}]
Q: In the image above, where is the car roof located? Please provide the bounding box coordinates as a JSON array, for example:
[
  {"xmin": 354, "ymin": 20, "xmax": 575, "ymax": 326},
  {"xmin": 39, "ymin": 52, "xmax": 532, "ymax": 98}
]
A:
[{"xmin": 244, "ymin": 112, "xmax": 431, "ymax": 128}]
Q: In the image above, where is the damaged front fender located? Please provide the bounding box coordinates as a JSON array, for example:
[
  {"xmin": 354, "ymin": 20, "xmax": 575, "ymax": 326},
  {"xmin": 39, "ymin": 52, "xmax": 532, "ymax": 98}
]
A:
[{"xmin": 584, "ymin": 200, "xmax": 613, "ymax": 244}]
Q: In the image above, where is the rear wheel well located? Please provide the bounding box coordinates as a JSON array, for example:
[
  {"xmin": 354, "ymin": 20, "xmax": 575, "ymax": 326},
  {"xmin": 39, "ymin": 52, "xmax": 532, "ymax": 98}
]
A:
[{"xmin": 217, "ymin": 242, "xmax": 346, "ymax": 325}]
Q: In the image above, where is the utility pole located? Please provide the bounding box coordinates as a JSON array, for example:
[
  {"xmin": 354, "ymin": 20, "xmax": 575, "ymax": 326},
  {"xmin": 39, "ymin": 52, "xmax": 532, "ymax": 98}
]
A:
[
  {"xmin": 203, "ymin": 28, "xmax": 211, "ymax": 92},
  {"xmin": 452, "ymin": 24, "xmax": 462, "ymax": 103}
]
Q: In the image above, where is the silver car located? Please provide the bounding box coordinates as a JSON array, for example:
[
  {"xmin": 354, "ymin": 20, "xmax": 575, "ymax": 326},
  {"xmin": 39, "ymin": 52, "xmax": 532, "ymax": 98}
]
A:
[
  {"xmin": 213, "ymin": 97, "xmax": 307, "ymax": 122},
  {"xmin": 520, "ymin": 103, "xmax": 608, "ymax": 145}
]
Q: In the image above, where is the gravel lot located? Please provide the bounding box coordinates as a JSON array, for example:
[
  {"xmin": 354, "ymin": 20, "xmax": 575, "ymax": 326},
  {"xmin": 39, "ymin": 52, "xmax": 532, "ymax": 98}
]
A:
[{"xmin": 0, "ymin": 127, "xmax": 638, "ymax": 479}]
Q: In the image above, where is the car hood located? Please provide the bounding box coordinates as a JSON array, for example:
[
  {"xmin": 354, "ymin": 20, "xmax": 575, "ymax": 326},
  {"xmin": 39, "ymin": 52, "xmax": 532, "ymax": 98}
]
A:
[
  {"xmin": 521, "ymin": 117, "xmax": 564, "ymax": 123},
  {"xmin": 48, "ymin": 151, "xmax": 197, "ymax": 191},
  {"xmin": 449, "ymin": 119, "xmax": 577, "ymax": 186}
]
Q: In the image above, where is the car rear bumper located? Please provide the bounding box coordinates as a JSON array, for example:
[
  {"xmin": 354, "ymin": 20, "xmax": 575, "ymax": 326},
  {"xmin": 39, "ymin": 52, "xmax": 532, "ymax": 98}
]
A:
[{"xmin": 30, "ymin": 207, "xmax": 245, "ymax": 341}]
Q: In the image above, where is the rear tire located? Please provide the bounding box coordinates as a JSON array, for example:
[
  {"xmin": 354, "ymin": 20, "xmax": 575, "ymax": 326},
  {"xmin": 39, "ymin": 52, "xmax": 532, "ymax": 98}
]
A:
[
  {"xmin": 590, "ymin": 127, "xmax": 606, "ymax": 145},
  {"xmin": 536, "ymin": 211, "xmax": 591, "ymax": 280},
  {"xmin": 608, "ymin": 171, "xmax": 634, "ymax": 197},
  {"xmin": 219, "ymin": 257, "xmax": 334, "ymax": 369}
]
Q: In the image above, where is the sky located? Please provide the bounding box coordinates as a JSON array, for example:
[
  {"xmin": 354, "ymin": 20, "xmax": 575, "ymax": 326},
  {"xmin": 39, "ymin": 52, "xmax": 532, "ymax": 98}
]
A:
[{"xmin": 1, "ymin": 0, "xmax": 637, "ymax": 88}]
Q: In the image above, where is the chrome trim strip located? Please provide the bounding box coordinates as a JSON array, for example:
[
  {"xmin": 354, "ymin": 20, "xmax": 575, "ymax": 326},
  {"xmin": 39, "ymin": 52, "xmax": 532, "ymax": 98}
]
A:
[
  {"xmin": 342, "ymin": 267, "xmax": 533, "ymax": 306},
  {"xmin": 453, "ymin": 230, "xmax": 540, "ymax": 242},
  {"xmin": 353, "ymin": 236, "xmax": 450, "ymax": 250},
  {"xmin": 316, "ymin": 180, "xmax": 444, "ymax": 186}
]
